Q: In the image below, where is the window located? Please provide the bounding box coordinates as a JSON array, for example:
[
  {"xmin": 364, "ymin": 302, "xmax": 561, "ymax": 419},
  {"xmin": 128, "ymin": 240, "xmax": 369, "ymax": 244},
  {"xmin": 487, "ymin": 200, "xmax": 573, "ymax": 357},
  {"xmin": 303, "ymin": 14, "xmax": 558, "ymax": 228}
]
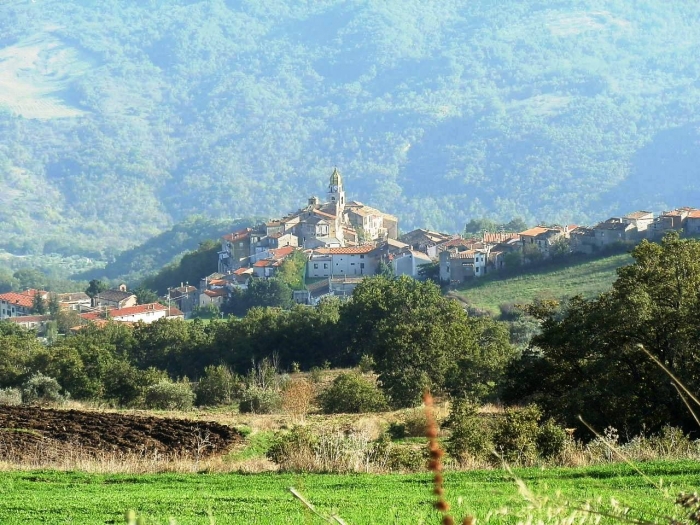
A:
[
  {"xmin": 351, "ymin": 262, "xmax": 355, "ymax": 266},
  {"xmin": 360, "ymin": 255, "xmax": 365, "ymax": 259},
  {"xmin": 324, "ymin": 263, "xmax": 328, "ymax": 269},
  {"xmin": 314, "ymin": 264, "xmax": 318, "ymax": 269}
]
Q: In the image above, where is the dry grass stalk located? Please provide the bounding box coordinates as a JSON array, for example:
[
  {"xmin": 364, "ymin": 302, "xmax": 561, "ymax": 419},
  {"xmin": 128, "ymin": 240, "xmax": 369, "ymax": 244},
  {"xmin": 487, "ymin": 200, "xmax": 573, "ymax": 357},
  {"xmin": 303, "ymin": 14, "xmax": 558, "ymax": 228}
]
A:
[
  {"xmin": 423, "ymin": 390, "xmax": 474, "ymax": 525},
  {"xmin": 281, "ymin": 378, "xmax": 315, "ymax": 422}
]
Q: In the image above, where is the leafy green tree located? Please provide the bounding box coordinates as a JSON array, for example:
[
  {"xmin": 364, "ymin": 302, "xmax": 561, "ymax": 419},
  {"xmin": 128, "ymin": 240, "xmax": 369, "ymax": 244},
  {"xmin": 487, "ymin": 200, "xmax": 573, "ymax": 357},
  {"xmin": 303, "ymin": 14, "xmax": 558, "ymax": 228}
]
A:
[
  {"xmin": 506, "ymin": 233, "xmax": 700, "ymax": 436},
  {"xmin": 13, "ymin": 269, "xmax": 46, "ymax": 291},
  {"xmin": 31, "ymin": 293, "xmax": 47, "ymax": 315},
  {"xmin": 318, "ymin": 372, "xmax": 388, "ymax": 413},
  {"xmin": 133, "ymin": 287, "xmax": 160, "ymax": 305},
  {"xmin": 341, "ymin": 276, "xmax": 515, "ymax": 406},
  {"xmin": 85, "ymin": 279, "xmax": 107, "ymax": 299},
  {"xmin": 464, "ymin": 218, "xmax": 499, "ymax": 236}
]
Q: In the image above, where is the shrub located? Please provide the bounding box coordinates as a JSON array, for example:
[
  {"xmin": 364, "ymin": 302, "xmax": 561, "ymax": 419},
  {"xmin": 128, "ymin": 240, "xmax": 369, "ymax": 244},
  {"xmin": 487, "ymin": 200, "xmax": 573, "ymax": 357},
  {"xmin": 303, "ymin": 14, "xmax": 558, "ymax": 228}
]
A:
[
  {"xmin": 445, "ymin": 398, "xmax": 493, "ymax": 463},
  {"xmin": 492, "ymin": 404, "xmax": 542, "ymax": 465},
  {"xmin": 537, "ymin": 418, "xmax": 567, "ymax": 459},
  {"xmin": 21, "ymin": 373, "xmax": 64, "ymax": 404},
  {"xmin": 0, "ymin": 387, "xmax": 22, "ymax": 406},
  {"xmin": 195, "ymin": 365, "xmax": 241, "ymax": 407},
  {"xmin": 386, "ymin": 444, "xmax": 427, "ymax": 472},
  {"xmin": 318, "ymin": 373, "xmax": 388, "ymax": 414},
  {"xmin": 309, "ymin": 367, "xmax": 323, "ymax": 384},
  {"xmin": 267, "ymin": 426, "xmax": 389, "ymax": 473},
  {"xmin": 143, "ymin": 379, "xmax": 195, "ymax": 411},
  {"xmin": 239, "ymin": 386, "xmax": 282, "ymax": 414}
]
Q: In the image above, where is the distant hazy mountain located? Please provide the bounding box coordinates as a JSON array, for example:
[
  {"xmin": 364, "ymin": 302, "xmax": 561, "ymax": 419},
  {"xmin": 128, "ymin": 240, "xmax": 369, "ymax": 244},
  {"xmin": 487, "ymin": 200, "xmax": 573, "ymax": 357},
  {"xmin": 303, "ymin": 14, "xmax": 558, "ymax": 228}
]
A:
[{"xmin": 0, "ymin": 0, "xmax": 698, "ymax": 254}]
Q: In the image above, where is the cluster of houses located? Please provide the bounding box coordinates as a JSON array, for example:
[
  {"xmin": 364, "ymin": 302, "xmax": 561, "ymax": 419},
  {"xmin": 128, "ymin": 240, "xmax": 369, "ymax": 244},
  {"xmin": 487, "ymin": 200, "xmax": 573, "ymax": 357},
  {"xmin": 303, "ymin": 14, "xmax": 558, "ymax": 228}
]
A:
[
  {"xmin": 4, "ymin": 167, "xmax": 700, "ymax": 325},
  {"xmin": 196, "ymin": 170, "xmax": 700, "ymax": 309},
  {"xmin": 0, "ymin": 284, "xmax": 184, "ymax": 332}
]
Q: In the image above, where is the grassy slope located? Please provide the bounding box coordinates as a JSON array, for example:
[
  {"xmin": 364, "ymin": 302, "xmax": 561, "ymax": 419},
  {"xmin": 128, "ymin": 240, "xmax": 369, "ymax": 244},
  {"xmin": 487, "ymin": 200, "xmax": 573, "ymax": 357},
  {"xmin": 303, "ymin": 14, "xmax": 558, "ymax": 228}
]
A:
[
  {"xmin": 452, "ymin": 253, "xmax": 632, "ymax": 314},
  {"xmin": 0, "ymin": 462, "xmax": 695, "ymax": 524}
]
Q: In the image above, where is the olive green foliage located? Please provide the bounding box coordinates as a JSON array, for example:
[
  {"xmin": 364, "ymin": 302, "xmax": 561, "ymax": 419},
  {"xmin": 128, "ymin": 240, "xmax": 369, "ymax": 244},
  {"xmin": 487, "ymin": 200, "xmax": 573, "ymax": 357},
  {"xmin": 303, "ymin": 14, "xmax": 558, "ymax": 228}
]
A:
[
  {"xmin": 445, "ymin": 398, "xmax": 493, "ymax": 463},
  {"xmin": 318, "ymin": 373, "xmax": 388, "ymax": 414},
  {"xmin": 21, "ymin": 373, "xmax": 64, "ymax": 404},
  {"xmin": 239, "ymin": 386, "xmax": 283, "ymax": 414},
  {"xmin": 506, "ymin": 233, "xmax": 700, "ymax": 437},
  {"xmin": 140, "ymin": 240, "xmax": 220, "ymax": 295},
  {"xmin": 143, "ymin": 379, "xmax": 195, "ymax": 411},
  {"xmin": 343, "ymin": 276, "xmax": 516, "ymax": 407},
  {"xmin": 195, "ymin": 365, "xmax": 241, "ymax": 407}
]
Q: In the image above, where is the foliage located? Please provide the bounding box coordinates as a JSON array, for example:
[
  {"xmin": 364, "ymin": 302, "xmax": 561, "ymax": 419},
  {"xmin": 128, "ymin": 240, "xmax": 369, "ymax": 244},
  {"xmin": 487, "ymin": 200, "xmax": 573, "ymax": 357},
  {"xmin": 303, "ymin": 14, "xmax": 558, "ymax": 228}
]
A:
[
  {"xmin": 21, "ymin": 373, "xmax": 64, "ymax": 404},
  {"xmin": 281, "ymin": 378, "xmax": 315, "ymax": 420},
  {"xmin": 143, "ymin": 379, "xmax": 195, "ymax": 411},
  {"xmin": 239, "ymin": 386, "xmax": 283, "ymax": 414},
  {"xmin": 140, "ymin": 240, "xmax": 221, "ymax": 295},
  {"xmin": 318, "ymin": 373, "xmax": 388, "ymax": 414},
  {"xmin": 445, "ymin": 398, "xmax": 493, "ymax": 463},
  {"xmin": 343, "ymin": 276, "xmax": 516, "ymax": 406},
  {"xmin": 506, "ymin": 234, "xmax": 700, "ymax": 437},
  {"xmin": 225, "ymin": 278, "xmax": 293, "ymax": 316},
  {"xmin": 195, "ymin": 365, "xmax": 241, "ymax": 407}
]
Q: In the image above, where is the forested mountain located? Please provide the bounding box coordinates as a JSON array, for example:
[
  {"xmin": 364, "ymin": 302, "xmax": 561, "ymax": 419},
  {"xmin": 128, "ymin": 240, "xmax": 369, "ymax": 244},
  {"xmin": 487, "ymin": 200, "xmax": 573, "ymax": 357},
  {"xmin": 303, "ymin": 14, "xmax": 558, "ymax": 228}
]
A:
[{"xmin": 1, "ymin": 0, "xmax": 699, "ymax": 255}]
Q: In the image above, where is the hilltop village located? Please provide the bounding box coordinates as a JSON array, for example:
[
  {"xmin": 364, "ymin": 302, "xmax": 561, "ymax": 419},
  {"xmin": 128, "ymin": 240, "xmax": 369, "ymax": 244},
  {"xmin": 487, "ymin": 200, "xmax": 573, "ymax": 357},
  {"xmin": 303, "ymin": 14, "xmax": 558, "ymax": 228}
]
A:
[{"xmin": 2, "ymin": 168, "xmax": 700, "ymax": 328}]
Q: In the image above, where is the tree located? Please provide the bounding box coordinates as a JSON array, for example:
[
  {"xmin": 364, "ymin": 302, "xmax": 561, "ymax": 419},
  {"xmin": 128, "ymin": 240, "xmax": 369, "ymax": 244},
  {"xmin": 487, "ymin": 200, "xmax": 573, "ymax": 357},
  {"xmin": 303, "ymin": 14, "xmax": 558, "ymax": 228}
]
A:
[
  {"xmin": 133, "ymin": 287, "xmax": 160, "ymax": 305},
  {"xmin": 464, "ymin": 218, "xmax": 498, "ymax": 236},
  {"xmin": 341, "ymin": 276, "xmax": 515, "ymax": 407},
  {"xmin": 47, "ymin": 293, "xmax": 61, "ymax": 318},
  {"xmin": 85, "ymin": 279, "xmax": 107, "ymax": 299},
  {"xmin": 31, "ymin": 293, "xmax": 47, "ymax": 315},
  {"xmin": 505, "ymin": 233, "xmax": 700, "ymax": 437}
]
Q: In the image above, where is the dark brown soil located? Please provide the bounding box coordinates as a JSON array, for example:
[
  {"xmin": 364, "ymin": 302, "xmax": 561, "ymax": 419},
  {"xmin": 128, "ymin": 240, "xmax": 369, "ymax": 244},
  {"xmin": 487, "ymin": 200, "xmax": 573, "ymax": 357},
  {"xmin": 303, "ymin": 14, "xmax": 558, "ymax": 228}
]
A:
[{"xmin": 0, "ymin": 405, "xmax": 241, "ymax": 460}]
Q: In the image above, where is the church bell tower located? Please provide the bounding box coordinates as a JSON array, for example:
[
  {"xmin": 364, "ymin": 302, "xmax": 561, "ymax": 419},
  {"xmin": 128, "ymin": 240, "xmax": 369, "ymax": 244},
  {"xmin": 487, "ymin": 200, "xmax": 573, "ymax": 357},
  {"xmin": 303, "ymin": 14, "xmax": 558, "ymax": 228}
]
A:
[{"xmin": 328, "ymin": 167, "xmax": 345, "ymax": 209}]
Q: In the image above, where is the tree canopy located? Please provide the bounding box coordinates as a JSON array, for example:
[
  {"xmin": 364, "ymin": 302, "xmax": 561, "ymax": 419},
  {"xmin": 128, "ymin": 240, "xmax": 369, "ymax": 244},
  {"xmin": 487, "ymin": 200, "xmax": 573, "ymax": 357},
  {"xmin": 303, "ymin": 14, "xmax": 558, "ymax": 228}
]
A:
[{"xmin": 506, "ymin": 233, "xmax": 700, "ymax": 436}]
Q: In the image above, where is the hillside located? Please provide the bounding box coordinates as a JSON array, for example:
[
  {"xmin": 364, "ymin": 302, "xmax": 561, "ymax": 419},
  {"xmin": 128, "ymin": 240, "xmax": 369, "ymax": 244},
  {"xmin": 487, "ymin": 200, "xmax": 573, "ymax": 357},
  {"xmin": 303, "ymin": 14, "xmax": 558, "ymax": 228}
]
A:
[
  {"xmin": 450, "ymin": 253, "xmax": 633, "ymax": 314},
  {"xmin": 75, "ymin": 216, "xmax": 257, "ymax": 284},
  {"xmin": 1, "ymin": 1, "xmax": 699, "ymax": 254}
]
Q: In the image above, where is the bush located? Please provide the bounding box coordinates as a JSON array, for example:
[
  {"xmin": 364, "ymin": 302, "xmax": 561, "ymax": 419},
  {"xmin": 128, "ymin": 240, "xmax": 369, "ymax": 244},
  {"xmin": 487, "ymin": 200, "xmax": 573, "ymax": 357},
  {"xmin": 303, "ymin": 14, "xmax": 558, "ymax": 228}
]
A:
[
  {"xmin": 445, "ymin": 398, "xmax": 493, "ymax": 463},
  {"xmin": 537, "ymin": 418, "xmax": 567, "ymax": 459},
  {"xmin": 386, "ymin": 444, "xmax": 427, "ymax": 472},
  {"xmin": 143, "ymin": 379, "xmax": 195, "ymax": 411},
  {"xmin": 492, "ymin": 404, "xmax": 542, "ymax": 464},
  {"xmin": 195, "ymin": 365, "xmax": 241, "ymax": 406},
  {"xmin": 0, "ymin": 387, "xmax": 22, "ymax": 406},
  {"xmin": 318, "ymin": 373, "xmax": 388, "ymax": 414},
  {"xmin": 239, "ymin": 386, "xmax": 282, "ymax": 414},
  {"xmin": 21, "ymin": 373, "xmax": 64, "ymax": 404}
]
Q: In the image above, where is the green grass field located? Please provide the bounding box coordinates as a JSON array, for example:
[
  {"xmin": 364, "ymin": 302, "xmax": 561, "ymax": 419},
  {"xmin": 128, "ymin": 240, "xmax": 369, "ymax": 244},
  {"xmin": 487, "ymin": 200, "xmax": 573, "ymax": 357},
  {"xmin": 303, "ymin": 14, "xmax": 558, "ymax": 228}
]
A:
[
  {"xmin": 452, "ymin": 253, "xmax": 633, "ymax": 314},
  {"xmin": 0, "ymin": 462, "xmax": 696, "ymax": 524}
]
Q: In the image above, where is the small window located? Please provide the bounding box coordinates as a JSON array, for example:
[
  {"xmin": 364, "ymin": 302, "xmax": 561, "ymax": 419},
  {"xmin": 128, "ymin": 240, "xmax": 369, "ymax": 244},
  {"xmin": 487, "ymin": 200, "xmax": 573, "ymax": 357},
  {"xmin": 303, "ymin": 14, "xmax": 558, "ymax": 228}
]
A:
[
  {"xmin": 324, "ymin": 263, "xmax": 328, "ymax": 269},
  {"xmin": 351, "ymin": 262, "xmax": 355, "ymax": 266},
  {"xmin": 360, "ymin": 255, "xmax": 365, "ymax": 259},
  {"xmin": 314, "ymin": 264, "xmax": 318, "ymax": 269}
]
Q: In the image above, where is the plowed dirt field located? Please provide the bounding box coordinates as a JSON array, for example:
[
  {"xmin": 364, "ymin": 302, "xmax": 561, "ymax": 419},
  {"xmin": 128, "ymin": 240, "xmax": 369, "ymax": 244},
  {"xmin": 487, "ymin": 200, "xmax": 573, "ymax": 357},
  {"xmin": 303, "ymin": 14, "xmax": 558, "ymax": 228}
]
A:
[{"xmin": 0, "ymin": 405, "xmax": 240, "ymax": 460}]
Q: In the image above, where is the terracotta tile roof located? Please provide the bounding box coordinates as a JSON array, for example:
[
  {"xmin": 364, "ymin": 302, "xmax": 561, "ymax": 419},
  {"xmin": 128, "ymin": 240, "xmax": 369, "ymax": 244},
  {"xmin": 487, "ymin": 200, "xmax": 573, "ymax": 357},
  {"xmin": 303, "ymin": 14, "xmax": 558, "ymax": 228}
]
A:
[
  {"xmin": 253, "ymin": 259, "xmax": 273, "ymax": 267},
  {"xmin": 313, "ymin": 209, "xmax": 336, "ymax": 220},
  {"xmin": 203, "ymin": 289, "xmax": 228, "ymax": 297},
  {"xmin": 108, "ymin": 303, "xmax": 168, "ymax": 318},
  {"xmin": 518, "ymin": 226, "xmax": 553, "ymax": 237},
  {"xmin": 80, "ymin": 312, "xmax": 103, "ymax": 321},
  {"xmin": 208, "ymin": 279, "xmax": 227, "ymax": 286},
  {"xmin": 0, "ymin": 292, "xmax": 36, "ymax": 308},
  {"xmin": 269, "ymin": 246, "xmax": 296, "ymax": 259},
  {"xmin": 223, "ymin": 228, "xmax": 252, "ymax": 242},
  {"xmin": 624, "ymin": 211, "xmax": 653, "ymax": 219},
  {"xmin": 57, "ymin": 292, "xmax": 91, "ymax": 302},
  {"xmin": 483, "ymin": 232, "xmax": 519, "ymax": 243},
  {"xmin": 96, "ymin": 289, "xmax": 135, "ymax": 303},
  {"xmin": 166, "ymin": 307, "xmax": 185, "ymax": 317},
  {"xmin": 233, "ymin": 267, "xmax": 254, "ymax": 275},
  {"xmin": 315, "ymin": 245, "xmax": 376, "ymax": 255},
  {"xmin": 688, "ymin": 210, "xmax": 700, "ymax": 219}
]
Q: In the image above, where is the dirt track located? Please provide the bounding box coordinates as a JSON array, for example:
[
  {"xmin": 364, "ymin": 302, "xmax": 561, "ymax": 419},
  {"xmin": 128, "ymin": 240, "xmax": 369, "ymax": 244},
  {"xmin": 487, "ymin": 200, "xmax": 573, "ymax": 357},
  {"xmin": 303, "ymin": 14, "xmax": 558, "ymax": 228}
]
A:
[{"xmin": 0, "ymin": 405, "xmax": 241, "ymax": 460}]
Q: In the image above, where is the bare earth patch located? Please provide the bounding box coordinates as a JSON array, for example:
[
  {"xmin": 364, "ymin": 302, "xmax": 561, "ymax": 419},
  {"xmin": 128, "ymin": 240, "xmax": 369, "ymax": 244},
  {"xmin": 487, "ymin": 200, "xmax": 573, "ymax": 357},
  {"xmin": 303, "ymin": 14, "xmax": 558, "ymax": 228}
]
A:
[{"xmin": 0, "ymin": 405, "xmax": 242, "ymax": 461}]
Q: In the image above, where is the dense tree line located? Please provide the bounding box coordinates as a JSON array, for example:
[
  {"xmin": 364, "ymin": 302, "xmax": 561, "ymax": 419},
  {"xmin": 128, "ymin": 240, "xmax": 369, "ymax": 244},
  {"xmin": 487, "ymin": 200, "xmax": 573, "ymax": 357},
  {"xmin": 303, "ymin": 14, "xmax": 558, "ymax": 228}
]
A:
[{"xmin": 0, "ymin": 277, "xmax": 514, "ymax": 408}]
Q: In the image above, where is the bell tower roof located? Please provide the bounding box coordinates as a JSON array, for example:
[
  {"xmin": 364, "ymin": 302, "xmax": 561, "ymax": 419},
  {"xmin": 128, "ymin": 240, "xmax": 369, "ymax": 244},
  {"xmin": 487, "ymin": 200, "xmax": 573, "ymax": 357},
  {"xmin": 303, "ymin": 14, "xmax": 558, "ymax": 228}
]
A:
[{"xmin": 329, "ymin": 167, "xmax": 342, "ymax": 187}]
